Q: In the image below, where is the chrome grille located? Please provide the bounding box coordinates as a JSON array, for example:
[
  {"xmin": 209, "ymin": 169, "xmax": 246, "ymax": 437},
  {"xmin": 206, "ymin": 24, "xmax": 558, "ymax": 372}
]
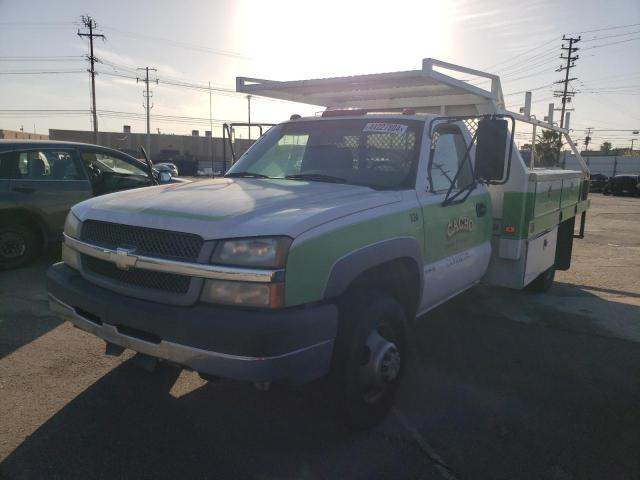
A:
[
  {"xmin": 84, "ymin": 256, "xmax": 191, "ymax": 294},
  {"xmin": 81, "ymin": 220, "xmax": 203, "ymax": 261}
]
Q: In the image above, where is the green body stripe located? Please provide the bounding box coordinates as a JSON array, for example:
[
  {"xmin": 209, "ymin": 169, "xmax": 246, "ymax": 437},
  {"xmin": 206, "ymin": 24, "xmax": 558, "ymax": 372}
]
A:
[
  {"xmin": 285, "ymin": 208, "xmax": 422, "ymax": 306},
  {"xmin": 284, "ymin": 192, "xmax": 492, "ymax": 306},
  {"xmin": 422, "ymin": 193, "xmax": 492, "ymax": 265},
  {"xmin": 502, "ymin": 180, "xmax": 588, "ymax": 239}
]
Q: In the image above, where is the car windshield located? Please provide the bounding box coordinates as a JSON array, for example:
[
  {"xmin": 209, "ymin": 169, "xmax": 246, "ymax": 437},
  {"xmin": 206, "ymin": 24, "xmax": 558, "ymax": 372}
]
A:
[{"xmin": 227, "ymin": 118, "xmax": 424, "ymax": 190}]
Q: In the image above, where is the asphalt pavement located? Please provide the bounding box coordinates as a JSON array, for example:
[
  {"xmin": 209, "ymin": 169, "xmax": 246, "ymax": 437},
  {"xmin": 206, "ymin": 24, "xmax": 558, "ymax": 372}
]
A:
[{"xmin": 1, "ymin": 193, "xmax": 639, "ymax": 480}]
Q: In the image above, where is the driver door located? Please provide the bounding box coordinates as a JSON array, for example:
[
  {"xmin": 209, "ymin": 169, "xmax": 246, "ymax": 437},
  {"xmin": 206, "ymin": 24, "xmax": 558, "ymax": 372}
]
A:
[
  {"xmin": 80, "ymin": 148, "xmax": 152, "ymax": 195},
  {"xmin": 417, "ymin": 123, "xmax": 492, "ymax": 312}
]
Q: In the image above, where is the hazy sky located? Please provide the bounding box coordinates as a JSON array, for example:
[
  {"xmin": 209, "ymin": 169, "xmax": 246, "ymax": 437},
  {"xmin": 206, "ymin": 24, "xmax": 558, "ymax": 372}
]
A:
[{"xmin": 0, "ymin": 0, "xmax": 639, "ymax": 148}]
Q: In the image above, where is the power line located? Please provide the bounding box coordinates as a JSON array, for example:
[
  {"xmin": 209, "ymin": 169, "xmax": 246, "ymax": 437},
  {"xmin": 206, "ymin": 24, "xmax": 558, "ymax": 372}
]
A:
[
  {"xmin": 0, "ymin": 70, "xmax": 85, "ymax": 74},
  {"xmin": 99, "ymin": 24, "xmax": 250, "ymax": 60},
  {"xmin": 503, "ymin": 83, "xmax": 554, "ymax": 97},
  {"xmin": 569, "ymin": 22, "xmax": 640, "ymax": 35},
  {"xmin": 0, "ymin": 56, "xmax": 84, "ymax": 61},
  {"xmin": 499, "ymin": 51, "xmax": 560, "ymax": 78},
  {"xmin": 481, "ymin": 36, "xmax": 559, "ymax": 72},
  {"xmin": 77, "ymin": 15, "xmax": 105, "ymax": 142},
  {"xmin": 581, "ymin": 29, "xmax": 640, "ymax": 43},
  {"xmin": 581, "ymin": 36, "xmax": 640, "ymax": 51}
]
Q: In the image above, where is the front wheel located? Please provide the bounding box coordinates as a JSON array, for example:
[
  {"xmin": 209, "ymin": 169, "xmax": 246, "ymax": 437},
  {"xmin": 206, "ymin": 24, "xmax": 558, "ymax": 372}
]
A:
[{"xmin": 331, "ymin": 293, "xmax": 407, "ymax": 429}]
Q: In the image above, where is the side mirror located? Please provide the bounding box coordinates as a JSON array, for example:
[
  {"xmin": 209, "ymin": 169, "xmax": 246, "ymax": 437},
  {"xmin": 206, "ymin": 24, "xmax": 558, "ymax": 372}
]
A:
[
  {"xmin": 475, "ymin": 118, "xmax": 511, "ymax": 183},
  {"xmin": 158, "ymin": 171, "xmax": 172, "ymax": 183}
]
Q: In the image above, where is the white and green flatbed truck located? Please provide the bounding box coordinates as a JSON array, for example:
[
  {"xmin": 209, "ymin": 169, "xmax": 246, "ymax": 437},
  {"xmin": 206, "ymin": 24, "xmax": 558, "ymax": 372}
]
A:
[{"xmin": 47, "ymin": 59, "xmax": 590, "ymax": 428}]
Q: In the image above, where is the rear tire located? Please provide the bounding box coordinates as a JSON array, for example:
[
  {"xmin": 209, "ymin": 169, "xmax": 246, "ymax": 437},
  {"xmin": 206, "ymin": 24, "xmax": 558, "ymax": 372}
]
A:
[
  {"xmin": 0, "ymin": 223, "xmax": 39, "ymax": 270},
  {"xmin": 527, "ymin": 265, "xmax": 555, "ymax": 293},
  {"xmin": 330, "ymin": 292, "xmax": 407, "ymax": 430}
]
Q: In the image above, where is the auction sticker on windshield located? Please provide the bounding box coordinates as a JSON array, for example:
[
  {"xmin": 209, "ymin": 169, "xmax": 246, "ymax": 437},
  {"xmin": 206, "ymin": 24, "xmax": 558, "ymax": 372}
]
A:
[{"xmin": 363, "ymin": 123, "xmax": 408, "ymax": 135}]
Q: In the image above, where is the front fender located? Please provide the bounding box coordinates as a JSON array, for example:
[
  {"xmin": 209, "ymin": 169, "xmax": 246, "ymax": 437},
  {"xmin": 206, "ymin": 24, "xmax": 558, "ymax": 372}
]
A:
[{"xmin": 323, "ymin": 237, "xmax": 424, "ymax": 300}]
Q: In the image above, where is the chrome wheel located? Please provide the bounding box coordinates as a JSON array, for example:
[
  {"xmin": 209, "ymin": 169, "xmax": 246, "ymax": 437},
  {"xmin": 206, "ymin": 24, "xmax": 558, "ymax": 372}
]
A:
[{"xmin": 358, "ymin": 327, "xmax": 401, "ymax": 403}]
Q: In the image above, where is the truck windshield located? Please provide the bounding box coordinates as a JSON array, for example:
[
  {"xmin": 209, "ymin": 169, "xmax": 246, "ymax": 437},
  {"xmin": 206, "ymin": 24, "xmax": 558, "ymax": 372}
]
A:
[{"xmin": 227, "ymin": 119, "xmax": 424, "ymax": 190}]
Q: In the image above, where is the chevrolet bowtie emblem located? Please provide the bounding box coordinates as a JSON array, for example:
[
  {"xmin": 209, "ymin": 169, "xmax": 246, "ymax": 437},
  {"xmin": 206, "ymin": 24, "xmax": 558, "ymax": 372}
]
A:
[{"xmin": 111, "ymin": 247, "xmax": 137, "ymax": 271}]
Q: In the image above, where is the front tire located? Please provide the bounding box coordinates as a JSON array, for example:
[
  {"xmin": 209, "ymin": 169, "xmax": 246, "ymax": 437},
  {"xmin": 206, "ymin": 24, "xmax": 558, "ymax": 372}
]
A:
[
  {"xmin": 331, "ymin": 293, "xmax": 407, "ymax": 429},
  {"xmin": 0, "ymin": 223, "xmax": 39, "ymax": 270}
]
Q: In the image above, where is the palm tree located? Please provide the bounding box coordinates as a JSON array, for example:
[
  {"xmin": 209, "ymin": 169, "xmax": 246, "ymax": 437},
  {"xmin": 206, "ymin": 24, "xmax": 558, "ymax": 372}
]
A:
[{"xmin": 534, "ymin": 130, "xmax": 562, "ymax": 167}]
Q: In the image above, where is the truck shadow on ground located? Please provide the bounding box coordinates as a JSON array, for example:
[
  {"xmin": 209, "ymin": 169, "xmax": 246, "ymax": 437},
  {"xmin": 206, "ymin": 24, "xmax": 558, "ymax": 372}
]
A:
[
  {"xmin": 0, "ymin": 357, "xmax": 435, "ymax": 479},
  {"xmin": 2, "ymin": 281, "xmax": 639, "ymax": 480},
  {"xmin": 400, "ymin": 283, "xmax": 640, "ymax": 480}
]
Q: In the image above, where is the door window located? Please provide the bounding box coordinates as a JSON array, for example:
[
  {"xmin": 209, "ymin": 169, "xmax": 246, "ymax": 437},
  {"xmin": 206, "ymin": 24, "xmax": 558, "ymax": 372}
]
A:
[
  {"xmin": 0, "ymin": 150, "xmax": 81, "ymax": 180},
  {"xmin": 81, "ymin": 151, "xmax": 147, "ymax": 176},
  {"xmin": 429, "ymin": 129, "xmax": 473, "ymax": 192}
]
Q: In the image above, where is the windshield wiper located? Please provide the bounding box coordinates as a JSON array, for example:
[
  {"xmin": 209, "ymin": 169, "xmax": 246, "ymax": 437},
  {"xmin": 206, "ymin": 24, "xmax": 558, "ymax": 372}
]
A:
[
  {"xmin": 284, "ymin": 173, "xmax": 347, "ymax": 184},
  {"xmin": 225, "ymin": 171, "xmax": 271, "ymax": 179}
]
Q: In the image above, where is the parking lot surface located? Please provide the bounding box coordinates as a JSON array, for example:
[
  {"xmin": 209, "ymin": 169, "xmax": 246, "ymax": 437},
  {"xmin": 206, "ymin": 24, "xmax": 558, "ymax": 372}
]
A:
[{"xmin": 1, "ymin": 194, "xmax": 639, "ymax": 480}]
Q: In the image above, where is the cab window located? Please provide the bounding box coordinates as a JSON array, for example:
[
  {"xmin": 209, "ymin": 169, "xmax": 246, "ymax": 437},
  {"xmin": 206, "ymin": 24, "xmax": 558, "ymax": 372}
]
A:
[
  {"xmin": 81, "ymin": 151, "xmax": 147, "ymax": 176},
  {"xmin": 0, "ymin": 149, "xmax": 81, "ymax": 180},
  {"xmin": 429, "ymin": 128, "xmax": 473, "ymax": 192}
]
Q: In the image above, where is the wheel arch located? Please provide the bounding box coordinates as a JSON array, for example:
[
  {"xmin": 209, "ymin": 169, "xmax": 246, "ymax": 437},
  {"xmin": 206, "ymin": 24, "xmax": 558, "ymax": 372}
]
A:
[
  {"xmin": 0, "ymin": 207, "xmax": 50, "ymax": 249},
  {"xmin": 324, "ymin": 237, "xmax": 423, "ymax": 318}
]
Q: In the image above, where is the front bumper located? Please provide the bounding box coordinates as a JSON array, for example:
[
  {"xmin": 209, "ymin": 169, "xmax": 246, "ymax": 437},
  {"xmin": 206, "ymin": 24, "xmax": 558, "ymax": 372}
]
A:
[{"xmin": 47, "ymin": 262, "xmax": 337, "ymax": 384}]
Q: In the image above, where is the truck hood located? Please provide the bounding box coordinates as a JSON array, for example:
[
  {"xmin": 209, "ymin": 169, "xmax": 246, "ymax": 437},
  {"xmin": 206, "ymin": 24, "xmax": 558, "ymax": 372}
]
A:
[{"xmin": 73, "ymin": 178, "xmax": 401, "ymax": 240}]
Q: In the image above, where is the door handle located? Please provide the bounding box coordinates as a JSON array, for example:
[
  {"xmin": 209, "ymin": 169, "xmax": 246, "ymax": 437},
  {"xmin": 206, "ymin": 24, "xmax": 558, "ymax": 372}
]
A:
[
  {"xmin": 12, "ymin": 186, "xmax": 35, "ymax": 194},
  {"xmin": 476, "ymin": 202, "xmax": 487, "ymax": 217}
]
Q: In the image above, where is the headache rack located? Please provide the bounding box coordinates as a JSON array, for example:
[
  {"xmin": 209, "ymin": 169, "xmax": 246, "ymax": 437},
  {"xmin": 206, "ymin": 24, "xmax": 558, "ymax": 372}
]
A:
[{"xmin": 236, "ymin": 58, "xmax": 588, "ymax": 173}]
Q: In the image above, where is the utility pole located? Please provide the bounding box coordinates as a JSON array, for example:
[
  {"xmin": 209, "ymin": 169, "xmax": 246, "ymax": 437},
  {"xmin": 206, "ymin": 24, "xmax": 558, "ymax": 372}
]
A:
[
  {"xmin": 137, "ymin": 67, "xmax": 158, "ymax": 158},
  {"xmin": 554, "ymin": 35, "xmax": 580, "ymax": 130},
  {"xmin": 78, "ymin": 15, "xmax": 105, "ymax": 143},
  {"xmin": 209, "ymin": 81, "xmax": 214, "ymax": 174},
  {"xmin": 247, "ymin": 95, "xmax": 251, "ymax": 140},
  {"xmin": 584, "ymin": 127, "xmax": 593, "ymax": 151},
  {"xmin": 553, "ymin": 35, "xmax": 580, "ymax": 160}
]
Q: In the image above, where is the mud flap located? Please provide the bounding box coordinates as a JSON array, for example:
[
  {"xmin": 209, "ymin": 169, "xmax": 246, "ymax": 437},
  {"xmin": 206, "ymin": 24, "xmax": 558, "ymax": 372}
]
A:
[{"xmin": 555, "ymin": 217, "xmax": 575, "ymax": 271}]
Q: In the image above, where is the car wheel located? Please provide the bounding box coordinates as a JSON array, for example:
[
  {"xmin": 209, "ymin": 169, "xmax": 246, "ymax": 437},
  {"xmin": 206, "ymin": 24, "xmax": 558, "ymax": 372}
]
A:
[
  {"xmin": 330, "ymin": 292, "xmax": 407, "ymax": 429},
  {"xmin": 602, "ymin": 184, "xmax": 611, "ymax": 195},
  {"xmin": 526, "ymin": 265, "xmax": 555, "ymax": 293},
  {"xmin": 0, "ymin": 223, "xmax": 39, "ymax": 270}
]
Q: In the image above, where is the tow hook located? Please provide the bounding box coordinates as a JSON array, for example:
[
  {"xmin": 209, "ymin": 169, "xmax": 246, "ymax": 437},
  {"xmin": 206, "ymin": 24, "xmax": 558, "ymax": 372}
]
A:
[{"xmin": 254, "ymin": 382, "xmax": 271, "ymax": 391}]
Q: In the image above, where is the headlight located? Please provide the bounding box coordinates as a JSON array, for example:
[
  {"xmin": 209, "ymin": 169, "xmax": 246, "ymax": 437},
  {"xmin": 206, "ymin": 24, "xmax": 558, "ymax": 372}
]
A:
[
  {"xmin": 200, "ymin": 279, "xmax": 284, "ymax": 308},
  {"xmin": 64, "ymin": 211, "xmax": 81, "ymax": 239},
  {"xmin": 211, "ymin": 237, "xmax": 291, "ymax": 268}
]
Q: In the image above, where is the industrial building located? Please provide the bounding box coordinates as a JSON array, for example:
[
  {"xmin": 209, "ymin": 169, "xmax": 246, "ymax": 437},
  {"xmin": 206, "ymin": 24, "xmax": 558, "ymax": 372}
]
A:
[
  {"xmin": 48, "ymin": 127, "xmax": 255, "ymax": 175},
  {"xmin": 0, "ymin": 129, "xmax": 49, "ymax": 140}
]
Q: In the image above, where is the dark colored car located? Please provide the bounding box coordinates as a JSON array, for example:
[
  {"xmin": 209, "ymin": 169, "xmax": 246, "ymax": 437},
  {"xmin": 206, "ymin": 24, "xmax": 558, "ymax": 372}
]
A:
[
  {"xmin": 588, "ymin": 173, "xmax": 608, "ymax": 193},
  {"xmin": 603, "ymin": 174, "xmax": 640, "ymax": 196},
  {"xmin": 0, "ymin": 140, "xmax": 176, "ymax": 269},
  {"xmin": 155, "ymin": 162, "xmax": 178, "ymax": 176}
]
